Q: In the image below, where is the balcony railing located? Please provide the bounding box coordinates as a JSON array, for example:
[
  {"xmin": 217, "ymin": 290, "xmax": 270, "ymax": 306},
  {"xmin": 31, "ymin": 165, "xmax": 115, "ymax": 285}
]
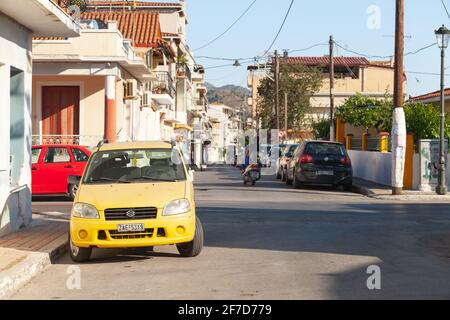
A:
[
  {"xmin": 32, "ymin": 135, "xmax": 104, "ymax": 148},
  {"xmin": 153, "ymin": 71, "xmax": 176, "ymax": 99}
]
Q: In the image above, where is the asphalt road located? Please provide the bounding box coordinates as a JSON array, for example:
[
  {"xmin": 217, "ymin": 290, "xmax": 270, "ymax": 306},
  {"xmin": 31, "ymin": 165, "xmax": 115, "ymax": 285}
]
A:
[{"xmin": 12, "ymin": 165, "xmax": 450, "ymax": 299}]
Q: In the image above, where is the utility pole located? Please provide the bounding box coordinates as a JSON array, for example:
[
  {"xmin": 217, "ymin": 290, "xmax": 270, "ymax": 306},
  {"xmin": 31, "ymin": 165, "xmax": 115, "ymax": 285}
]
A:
[
  {"xmin": 392, "ymin": 0, "xmax": 407, "ymax": 195},
  {"xmin": 284, "ymin": 92, "xmax": 288, "ymax": 142},
  {"xmin": 274, "ymin": 50, "xmax": 280, "ymax": 132},
  {"xmin": 329, "ymin": 35, "xmax": 335, "ymax": 142}
]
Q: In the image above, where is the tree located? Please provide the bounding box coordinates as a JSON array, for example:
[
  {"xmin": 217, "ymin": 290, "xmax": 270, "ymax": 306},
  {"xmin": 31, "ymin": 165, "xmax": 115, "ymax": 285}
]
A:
[
  {"xmin": 256, "ymin": 63, "xmax": 322, "ymax": 130},
  {"xmin": 404, "ymin": 102, "xmax": 450, "ymax": 143},
  {"xmin": 336, "ymin": 93, "xmax": 392, "ymax": 133},
  {"xmin": 310, "ymin": 116, "xmax": 330, "ymax": 140},
  {"xmin": 59, "ymin": 0, "xmax": 87, "ymax": 12},
  {"xmin": 337, "ymin": 93, "xmax": 450, "ymax": 145}
]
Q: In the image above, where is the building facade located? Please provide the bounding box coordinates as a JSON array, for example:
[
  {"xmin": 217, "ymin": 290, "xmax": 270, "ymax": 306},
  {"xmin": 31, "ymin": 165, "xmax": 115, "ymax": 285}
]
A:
[
  {"xmin": 247, "ymin": 56, "xmax": 395, "ymax": 130},
  {"xmin": 32, "ymin": 17, "xmax": 155, "ymax": 147},
  {"xmin": 0, "ymin": 0, "xmax": 80, "ymax": 236}
]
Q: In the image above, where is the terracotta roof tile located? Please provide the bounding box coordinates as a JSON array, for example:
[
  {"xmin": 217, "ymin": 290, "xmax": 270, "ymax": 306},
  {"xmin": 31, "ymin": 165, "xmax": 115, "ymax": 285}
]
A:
[
  {"xmin": 86, "ymin": 1, "xmax": 181, "ymax": 7},
  {"xmin": 281, "ymin": 56, "xmax": 370, "ymax": 67},
  {"xmin": 408, "ymin": 89, "xmax": 450, "ymax": 102},
  {"xmin": 80, "ymin": 11, "xmax": 162, "ymax": 47}
]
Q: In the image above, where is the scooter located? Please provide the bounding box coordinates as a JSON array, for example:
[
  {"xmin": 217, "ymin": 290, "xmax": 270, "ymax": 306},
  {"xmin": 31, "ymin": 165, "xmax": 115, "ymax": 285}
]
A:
[{"xmin": 242, "ymin": 163, "xmax": 261, "ymax": 186}]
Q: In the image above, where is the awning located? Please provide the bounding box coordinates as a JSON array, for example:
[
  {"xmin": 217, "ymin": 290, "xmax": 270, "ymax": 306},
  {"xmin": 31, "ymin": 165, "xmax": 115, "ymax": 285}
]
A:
[{"xmin": 174, "ymin": 124, "xmax": 193, "ymax": 132}]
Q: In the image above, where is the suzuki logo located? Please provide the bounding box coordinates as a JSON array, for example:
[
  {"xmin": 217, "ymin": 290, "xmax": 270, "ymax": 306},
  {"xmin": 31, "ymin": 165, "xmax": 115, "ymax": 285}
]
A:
[{"xmin": 126, "ymin": 209, "xmax": 136, "ymax": 218}]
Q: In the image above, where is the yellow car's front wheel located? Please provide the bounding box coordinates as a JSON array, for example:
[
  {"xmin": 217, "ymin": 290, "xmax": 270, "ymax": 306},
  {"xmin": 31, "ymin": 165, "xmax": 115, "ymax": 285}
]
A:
[
  {"xmin": 177, "ymin": 217, "xmax": 204, "ymax": 257},
  {"xmin": 69, "ymin": 233, "xmax": 92, "ymax": 262}
]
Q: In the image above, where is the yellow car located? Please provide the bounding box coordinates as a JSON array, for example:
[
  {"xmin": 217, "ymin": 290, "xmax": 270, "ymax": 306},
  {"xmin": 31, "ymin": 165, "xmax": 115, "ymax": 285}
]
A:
[{"xmin": 68, "ymin": 141, "xmax": 203, "ymax": 262}]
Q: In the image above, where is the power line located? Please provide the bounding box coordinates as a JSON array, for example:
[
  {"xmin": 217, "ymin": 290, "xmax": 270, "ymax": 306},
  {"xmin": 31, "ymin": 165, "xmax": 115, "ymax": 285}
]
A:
[
  {"xmin": 193, "ymin": 0, "xmax": 258, "ymax": 52},
  {"xmin": 334, "ymin": 42, "xmax": 436, "ymax": 59},
  {"xmin": 260, "ymin": 0, "xmax": 295, "ymax": 58},
  {"xmin": 441, "ymin": 0, "xmax": 450, "ymax": 20},
  {"xmin": 406, "ymin": 70, "xmax": 450, "ymax": 76},
  {"xmin": 289, "ymin": 43, "xmax": 328, "ymax": 54},
  {"xmin": 197, "ymin": 43, "xmax": 327, "ymax": 62}
]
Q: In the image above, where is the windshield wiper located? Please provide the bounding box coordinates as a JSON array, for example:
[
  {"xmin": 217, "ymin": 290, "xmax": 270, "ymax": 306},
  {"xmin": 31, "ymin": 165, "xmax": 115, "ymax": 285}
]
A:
[
  {"xmin": 89, "ymin": 177, "xmax": 131, "ymax": 183},
  {"xmin": 133, "ymin": 176, "xmax": 178, "ymax": 182}
]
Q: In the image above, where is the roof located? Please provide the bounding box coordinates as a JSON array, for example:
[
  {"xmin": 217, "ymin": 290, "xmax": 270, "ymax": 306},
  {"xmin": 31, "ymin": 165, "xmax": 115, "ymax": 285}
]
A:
[
  {"xmin": 408, "ymin": 89, "xmax": 450, "ymax": 103},
  {"xmin": 281, "ymin": 56, "xmax": 370, "ymax": 67},
  {"xmin": 98, "ymin": 141, "xmax": 172, "ymax": 151},
  {"xmin": 86, "ymin": 1, "xmax": 182, "ymax": 8},
  {"xmin": 80, "ymin": 11, "xmax": 162, "ymax": 48}
]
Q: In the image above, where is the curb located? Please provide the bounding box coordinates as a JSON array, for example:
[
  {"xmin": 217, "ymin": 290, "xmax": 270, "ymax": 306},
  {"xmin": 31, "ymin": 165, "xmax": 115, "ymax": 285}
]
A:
[
  {"xmin": 352, "ymin": 184, "xmax": 376, "ymax": 197},
  {"xmin": 0, "ymin": 233, "xmax": 68, "ymax": 299},
  {"xmin": 352, "ymin": 184, "xmax": 450, "ymax": 201}
]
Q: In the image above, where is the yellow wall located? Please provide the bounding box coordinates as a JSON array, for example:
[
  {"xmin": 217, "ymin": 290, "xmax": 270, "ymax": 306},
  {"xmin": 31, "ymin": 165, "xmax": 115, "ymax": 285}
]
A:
[{"xmin": 318, "ymin": 66, "xmax": 394, "ymax": 94}]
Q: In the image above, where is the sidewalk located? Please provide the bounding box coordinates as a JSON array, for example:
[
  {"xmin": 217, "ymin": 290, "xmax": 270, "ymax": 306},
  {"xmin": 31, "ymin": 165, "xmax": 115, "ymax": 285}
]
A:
[
  {"xmin": 0, "ymin": 212, "xmax": 68, "ymax": 299},
  {"xmin": 353, "ymin": 177, "xmax": 450, "ymax": 201}
]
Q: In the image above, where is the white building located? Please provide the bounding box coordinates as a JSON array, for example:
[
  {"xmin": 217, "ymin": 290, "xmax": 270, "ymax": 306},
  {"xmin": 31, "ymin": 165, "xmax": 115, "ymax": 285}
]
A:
[
  {"xmin": 0, "ymin": 0, "xmax": 80, "ymax": 236},
  {"xmin": 206, "ymin": 104, "xmax": 241, "ymax": 164}
]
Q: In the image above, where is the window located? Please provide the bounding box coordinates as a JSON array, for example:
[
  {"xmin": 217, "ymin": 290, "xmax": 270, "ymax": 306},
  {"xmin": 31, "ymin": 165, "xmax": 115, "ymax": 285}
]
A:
[
  {"xmin": 72, "ymin": 148, "xmax": 89, "ymax": 162},
  {"xmin": 32, "ymin": 148, "xmax": 42, "ymax": 164},
  {"xmin": 83, "ymin": 148, "xmax": 187, "ymax": 184},
  {"xmin": 305, "ymin": 143, "xmax": 345, "ymax": 156},
  {"xmin": 44, "ymin": 147, "xmax": 71, "ymax": 163}
]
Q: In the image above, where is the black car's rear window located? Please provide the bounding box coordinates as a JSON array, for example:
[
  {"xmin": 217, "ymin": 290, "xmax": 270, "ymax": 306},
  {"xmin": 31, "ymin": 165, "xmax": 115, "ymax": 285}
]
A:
[{"xmin": 305, "ymin": 143, "xmax": 345, "ymax": 156}]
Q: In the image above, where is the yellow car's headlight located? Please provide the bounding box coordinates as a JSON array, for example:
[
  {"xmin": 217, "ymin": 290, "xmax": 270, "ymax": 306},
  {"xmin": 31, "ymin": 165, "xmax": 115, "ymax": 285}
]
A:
[
  {"xmin": 163, "ymin": 199, "xmax": 191, "ymax": 216},
  {"xmin": 72, "ymin": 203, "xmax": 99, "ymax": 219}
]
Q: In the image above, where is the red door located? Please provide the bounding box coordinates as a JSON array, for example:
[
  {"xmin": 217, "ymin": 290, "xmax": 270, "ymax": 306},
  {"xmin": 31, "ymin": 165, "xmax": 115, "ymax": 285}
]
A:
[
  {"xmin": 39, "ymin": 146, "xmax": 76, "ymax": 194},
  {"xmin": 42, "ymin": 86, "xmax": 80, "ymax": 142}
]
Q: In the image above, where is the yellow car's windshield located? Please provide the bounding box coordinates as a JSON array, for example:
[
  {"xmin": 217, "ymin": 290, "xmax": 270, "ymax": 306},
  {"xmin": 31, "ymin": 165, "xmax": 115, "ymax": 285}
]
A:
[{"xmin": 83, "ymin": 148, "xmax": 187, "ymax": 184}]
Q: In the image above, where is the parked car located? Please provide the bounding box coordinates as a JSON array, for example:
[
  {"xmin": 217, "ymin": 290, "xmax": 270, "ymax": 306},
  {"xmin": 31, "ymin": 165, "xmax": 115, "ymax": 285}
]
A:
[
  {"xmin": 261, "ymin": 143, "xmax": 287, "ymax": 168},
  {"xmin": 285, "ymin": 141, "xmax": 352, "ymax": 190},
  {"xmin": 32, "ymin": 144, "xmax": 91, "ymax": 199},
  {"xmin": 276, "ymin": 144, "xmax": 299, "ymax": 180},
  {"xmin": 68, "ymin": 141, "xmax": 203, "ymax": 262}
]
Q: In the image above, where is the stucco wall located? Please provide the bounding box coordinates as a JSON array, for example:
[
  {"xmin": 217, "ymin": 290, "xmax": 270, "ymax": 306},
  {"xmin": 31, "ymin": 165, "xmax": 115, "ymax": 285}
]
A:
[
  {"xmin": 348, "ymin": 150, "xmax": 392, "ymax": 186},
  {"xmin": 0, "ymin": 12, "xmax": 33, "ymax": 236},
  {"xmin": 349, "ymin": 150, "xmax": 450, "ymax": 190}
]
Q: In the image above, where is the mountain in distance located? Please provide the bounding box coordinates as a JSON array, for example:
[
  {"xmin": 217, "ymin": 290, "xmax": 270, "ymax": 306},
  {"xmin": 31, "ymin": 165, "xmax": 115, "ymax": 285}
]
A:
[{"xmin": 206, "ymin": 82, "xmax": 250, "ymax": 110}]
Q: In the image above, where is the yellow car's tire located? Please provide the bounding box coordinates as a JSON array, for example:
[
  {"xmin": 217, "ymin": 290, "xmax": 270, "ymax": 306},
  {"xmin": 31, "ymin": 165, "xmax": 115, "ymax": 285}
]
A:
[
  {"xmin": 177, "ymin": 217, "xmax": 204, "ymax": 257},
  {"xmin": 69, "ymin": 233, "xmax": 92, "ymax": 262}
]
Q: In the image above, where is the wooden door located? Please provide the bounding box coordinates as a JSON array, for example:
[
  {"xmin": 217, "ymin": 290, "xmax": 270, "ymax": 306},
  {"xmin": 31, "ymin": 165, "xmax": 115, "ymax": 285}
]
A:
[{"xmin": 42, "ymin": 86, "xmax": 80, "ymax": 138}]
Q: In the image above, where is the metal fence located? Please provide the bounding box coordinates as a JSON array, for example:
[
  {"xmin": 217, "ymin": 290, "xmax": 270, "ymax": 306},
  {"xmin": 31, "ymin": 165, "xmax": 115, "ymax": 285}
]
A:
[
  {"xmin": 349, "ymin": 137, "xmax": 363, "ymax": 151},
  {"xmin": 32, "ymin": 135, "xmax": 104, "ymax": 147},
  {"xmin": 153, "ymin": 71, "xmax": 176, "ymax": 98}
]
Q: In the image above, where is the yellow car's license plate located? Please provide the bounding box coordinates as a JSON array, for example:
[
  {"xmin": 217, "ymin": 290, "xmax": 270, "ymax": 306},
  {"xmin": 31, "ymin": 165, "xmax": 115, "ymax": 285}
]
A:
[{"xmin": 117, "ymin": 223, "xmax": 145, "ymax": 233}]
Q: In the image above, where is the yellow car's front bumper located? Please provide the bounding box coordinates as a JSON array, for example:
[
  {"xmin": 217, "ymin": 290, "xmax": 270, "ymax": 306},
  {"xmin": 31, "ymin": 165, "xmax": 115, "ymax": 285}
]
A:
[{"xmin": 70, "ymin": 212, "xmax": 195, "ymax": 249}]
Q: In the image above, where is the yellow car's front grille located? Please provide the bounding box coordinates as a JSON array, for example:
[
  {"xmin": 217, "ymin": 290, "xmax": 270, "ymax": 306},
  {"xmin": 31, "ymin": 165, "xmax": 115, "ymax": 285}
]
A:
[{"xmin": 108, "ymin": 228, "xmax": 154, "ymax": 239}]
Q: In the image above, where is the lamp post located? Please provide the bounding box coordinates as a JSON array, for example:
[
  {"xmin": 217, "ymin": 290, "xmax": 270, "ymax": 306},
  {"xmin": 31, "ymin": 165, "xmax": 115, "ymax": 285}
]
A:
[{"xmin": 435, "ymin": 25, "xmax": 450, "ymax": 195}]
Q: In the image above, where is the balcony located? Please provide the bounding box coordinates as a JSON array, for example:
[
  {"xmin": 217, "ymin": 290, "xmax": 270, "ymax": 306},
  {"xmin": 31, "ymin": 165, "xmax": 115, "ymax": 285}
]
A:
[
  {"xmin": 177, "ymin": 64, "xmax": 192, "ymax": 82},
  {"xmin": 152, "ymin": 71, "xmax": 176, "ymax": 106}
]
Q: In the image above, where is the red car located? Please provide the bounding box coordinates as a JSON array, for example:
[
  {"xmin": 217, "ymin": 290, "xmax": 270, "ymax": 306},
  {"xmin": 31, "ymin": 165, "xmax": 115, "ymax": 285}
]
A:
[{"xmin": 32, "ymin": 145, "xmax": 91, "ymax": 199}]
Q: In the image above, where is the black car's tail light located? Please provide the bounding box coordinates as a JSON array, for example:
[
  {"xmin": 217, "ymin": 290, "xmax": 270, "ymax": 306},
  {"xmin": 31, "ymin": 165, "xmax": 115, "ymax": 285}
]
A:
[
  {"xmin": 300, "ymin": 154, "xmax": 313, "ymax": 164},
  {"xmin": 340, "ymin": 156, "xmax": 352, "ymax": 167}
]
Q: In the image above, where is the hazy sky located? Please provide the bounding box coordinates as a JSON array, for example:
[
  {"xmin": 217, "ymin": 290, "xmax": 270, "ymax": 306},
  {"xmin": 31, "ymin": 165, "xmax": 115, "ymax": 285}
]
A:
[{"xmin": 180, "ymin": 0, "xmax": 450, "ymax": 97}]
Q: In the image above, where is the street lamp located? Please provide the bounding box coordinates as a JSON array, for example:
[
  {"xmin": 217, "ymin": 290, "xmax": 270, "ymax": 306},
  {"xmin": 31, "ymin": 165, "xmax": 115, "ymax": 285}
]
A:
[{"xmin": 435, "ymin": 25, "xmax": 450, "ymax": 195}]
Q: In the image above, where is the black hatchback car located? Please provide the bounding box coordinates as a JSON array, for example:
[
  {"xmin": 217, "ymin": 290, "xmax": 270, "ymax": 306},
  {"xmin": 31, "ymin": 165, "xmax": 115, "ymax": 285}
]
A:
[{"xmin": 285, "ymin": 141, "xmax": 353, "ymax": 190}]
